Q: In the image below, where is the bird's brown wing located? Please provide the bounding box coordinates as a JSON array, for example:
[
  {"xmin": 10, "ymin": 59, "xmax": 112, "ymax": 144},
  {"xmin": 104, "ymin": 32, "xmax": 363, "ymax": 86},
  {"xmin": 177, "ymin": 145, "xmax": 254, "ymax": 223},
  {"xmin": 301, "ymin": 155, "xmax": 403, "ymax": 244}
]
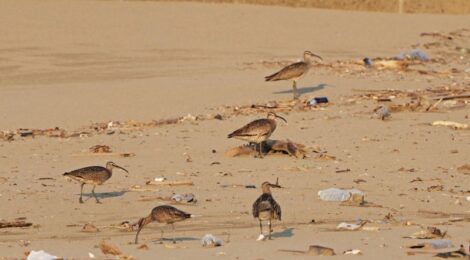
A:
[
  {"xmin": 265, "ymin": 62, "xmax": 308, "ymax": 81},
  {"xmin": 253, "ymin": 194, "xmax": 280, "ymax": 219},
  {"xmin": 228, "ymin": 119, "xmax": 271, "ymax": 138},
  {"xmin": 64, "ymin": 166, "xmax": 106, "ymax": 177}
]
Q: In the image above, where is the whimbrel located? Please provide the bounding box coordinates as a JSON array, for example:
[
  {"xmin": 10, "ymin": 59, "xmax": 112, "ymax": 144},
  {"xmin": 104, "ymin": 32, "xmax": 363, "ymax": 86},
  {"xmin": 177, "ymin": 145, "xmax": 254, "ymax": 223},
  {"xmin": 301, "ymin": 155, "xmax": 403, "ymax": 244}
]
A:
[
  {"xmin": 252, "ymin": 181, "xmax": 282, "ymax": 240},
  {"xmin": 134, "ymin": 205, "xmax": 191, "ymax": 244},
  {"xmin": 228, "ymin": 112, "xmax": 287, "ymax": 158},
  {"xmin": 265, "ymin": 50, "xmax": 323, "ymax": 99},
  {"xmin": 63, "ymin": 161, "xmax": 128, "ymax": 204}
]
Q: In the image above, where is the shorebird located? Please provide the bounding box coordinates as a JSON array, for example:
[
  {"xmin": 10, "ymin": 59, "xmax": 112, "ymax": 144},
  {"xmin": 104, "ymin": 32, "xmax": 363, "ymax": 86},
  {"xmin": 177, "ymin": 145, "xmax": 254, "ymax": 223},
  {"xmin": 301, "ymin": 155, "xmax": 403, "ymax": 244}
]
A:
[
  {"xmin": 265, "ymin": 50, "xmax": 323, "ymax": 99},
  {"xmin": 228, "ymin": 112, "xmax": 287, "ymax": 158},
  {"xmin": 252, "ymin": 180, "xmax": 282, "ymax": 240},
  {"xmin": 63, "ymin": 161, "xmax": 128, "ymax": 204},
  {"xmin": 134, "ymin": 205, "xmax": 192, "ymax": 244}
]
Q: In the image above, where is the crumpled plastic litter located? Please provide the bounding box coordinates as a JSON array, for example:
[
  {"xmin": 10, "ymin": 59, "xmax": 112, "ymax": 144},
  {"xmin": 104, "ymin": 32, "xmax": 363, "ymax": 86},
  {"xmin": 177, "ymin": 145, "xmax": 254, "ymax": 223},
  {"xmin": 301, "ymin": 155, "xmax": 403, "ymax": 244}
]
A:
[
  {"xmin": 26, "ymin": 250, "xmax": 57, "ymax": 260},
  {"xmin": 171, "ymin": 193, "xmax": 195, "ymax": 203},
  {"xmin": 395, "ymin": 50, "xmax": 429, "ymax": 61},
  {"xmin": 318, "ymin": 188, "xmax": 364, "ymax": 202},
  {"xmin": 201, "ymin": 234, "xmax": 223, "ymax": 247}
]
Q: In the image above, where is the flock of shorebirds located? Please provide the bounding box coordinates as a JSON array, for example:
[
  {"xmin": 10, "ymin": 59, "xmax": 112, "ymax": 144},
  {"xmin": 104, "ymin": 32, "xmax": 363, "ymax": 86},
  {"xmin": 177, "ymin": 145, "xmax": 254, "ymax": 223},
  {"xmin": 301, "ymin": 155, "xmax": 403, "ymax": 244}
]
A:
[{"xmin": 63, "ymin": 51, "xmax": 322, "ymax": 244}]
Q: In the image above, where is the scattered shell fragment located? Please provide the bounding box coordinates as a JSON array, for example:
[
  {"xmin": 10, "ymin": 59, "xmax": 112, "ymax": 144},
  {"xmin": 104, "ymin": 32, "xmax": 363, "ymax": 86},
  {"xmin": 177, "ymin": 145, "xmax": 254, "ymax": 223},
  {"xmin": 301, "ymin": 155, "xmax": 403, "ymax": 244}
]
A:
[
  {"xmin": 256, "ymin": 234, "xmax": 266, "ymax": 241},
  {"xmin": 81, "ymin": 223, "xmax": 99, "ymax": 233},
  {"xmin": 336, "ymin": 220, "xmax": 368, "ymax": 231},
  {"xmin": 404, "ymin": 227, "xmax": 446, "ymax": 239},
  {"xmin": 99, "ymin": 240, "xmax": 122, "ymax": 256}
]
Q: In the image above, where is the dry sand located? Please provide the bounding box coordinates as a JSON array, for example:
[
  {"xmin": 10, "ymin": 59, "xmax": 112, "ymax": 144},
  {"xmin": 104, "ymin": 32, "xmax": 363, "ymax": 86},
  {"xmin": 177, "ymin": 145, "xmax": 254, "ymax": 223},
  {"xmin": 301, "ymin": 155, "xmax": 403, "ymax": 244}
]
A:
[{"xmin": 1, "ymin": 0, "xmax": 470, "ymax": 259}]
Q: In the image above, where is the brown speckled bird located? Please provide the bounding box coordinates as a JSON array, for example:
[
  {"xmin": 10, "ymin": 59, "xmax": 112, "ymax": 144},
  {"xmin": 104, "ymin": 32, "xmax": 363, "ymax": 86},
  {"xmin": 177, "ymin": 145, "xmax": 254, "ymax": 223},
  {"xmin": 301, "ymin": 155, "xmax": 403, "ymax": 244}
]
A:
[
  {"xmin": 228, "ymin": 112, "xmax": 287, "ymax": 158},
  {"xmin": 63, "ymin": 161, "xmax": 128, "ymax": 204},
  {"xmin": 265, "ymin": 51, "xmax": 323, "ymax": 99},
  {"xmin": 135, "ymin": 205, "xmax": 192, "ymax": 244},
  {"xmin": 252, "ymin": 181, "xmax": 282, "ymax": 240}
]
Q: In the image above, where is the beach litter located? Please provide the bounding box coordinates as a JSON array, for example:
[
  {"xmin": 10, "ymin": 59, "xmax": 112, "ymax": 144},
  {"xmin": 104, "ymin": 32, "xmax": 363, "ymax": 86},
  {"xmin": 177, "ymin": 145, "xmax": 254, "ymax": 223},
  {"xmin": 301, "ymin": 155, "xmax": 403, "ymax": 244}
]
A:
[
  {"xmin": 318, "ymin": 188, "xmax": 364, "ymax": 202},
  {"xmin": 308, "ymin": 96, "xmax": 329, "ymax": 106},
  {"xmin": 373, "ymin": 105, "xmax": 391, "ymax": 120},
  {"xmin": 344, "ymin": 249, "xmax": 362, "ymax": 255},
  {"xmin": 201, "ymin": 234, "xmax": 223, "ymax": 247},
  {"xmin": 171, "ymin": 193, "xmax": 195, "ymax": 203},
  {"xmin": 404, "ymin": 227, "xmax": 447, "ymax": 239},
  {"xmin": 26, "ymin": 250, "xmax": 58, "ymax": 260},
  {"xmin": 336, "ymin": 220, "xmax": 368, "ymax": 231}
]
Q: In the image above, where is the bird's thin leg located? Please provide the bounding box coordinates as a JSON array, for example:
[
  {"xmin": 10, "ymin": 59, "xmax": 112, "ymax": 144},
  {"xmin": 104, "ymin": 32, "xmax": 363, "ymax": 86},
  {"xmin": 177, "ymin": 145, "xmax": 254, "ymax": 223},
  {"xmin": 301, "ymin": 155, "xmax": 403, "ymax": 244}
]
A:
[
  {"xmin": 171, "ymin": 224, "xmax": 176, "ymax": 244},
  {"xmin": 79, "ymin": 183, "xmax": 85, "ymax": 203},
  {"xmin": 159, "ymin": 229, "xmax": 164, "ymax": 244},
  {"xmin": 259, "ymin": 142, "xmax": 264, "ymax": 158},
  {"xmin": 293, "ymin": 81, "xmax": 299, "ymax": 99},
  {"xmin": 268, "ymin": 220, "xmax": 272, "ymax": 240},
  {"xmin": 91, "ymin": 185, "xmax": 101, "ymax": 204},
  {"xmin": 259, "ymin": 220, "xmax": 263, "ymax": 235}
]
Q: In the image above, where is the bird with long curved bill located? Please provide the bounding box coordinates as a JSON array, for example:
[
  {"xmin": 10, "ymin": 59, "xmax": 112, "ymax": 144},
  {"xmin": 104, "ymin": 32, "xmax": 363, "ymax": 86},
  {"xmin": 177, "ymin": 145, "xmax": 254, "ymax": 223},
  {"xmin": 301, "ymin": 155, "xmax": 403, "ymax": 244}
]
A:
[
  {"xmin": 252, "ymin": 179, "xmax": 282, "ymax": 240},
  {"xmin": 63, "ymin": 161, "xmax": 128, "ymax": 204},
  {"xmin": 265, "ymin": 50, "xmax": 323, "ymax": 100},
  {"xmin": 228, "ymin": 112, "xmax": 287, "ymax": 158}
]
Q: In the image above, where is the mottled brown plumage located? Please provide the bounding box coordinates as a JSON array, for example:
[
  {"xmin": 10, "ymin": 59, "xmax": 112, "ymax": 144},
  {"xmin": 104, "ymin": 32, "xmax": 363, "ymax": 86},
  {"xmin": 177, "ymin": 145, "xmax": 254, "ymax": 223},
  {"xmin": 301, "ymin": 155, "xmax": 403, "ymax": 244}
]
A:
[
  {"xmin": 265, "ymin": 50, "xmax": 322, "ymax": 99},
  {"xmin": 228, "ymin": 112, "xmax": 287, "ymax": 158},
  {"xmin": 63, "ymin": 161, "xmax": 128, "ymax": 204},
  {"xmin": 252, "ymin": 181, "xmax": 282, "ymax": 240},
  {"xmin": 135, "ymin": 205, "xmax": 191, "ymax": 244}
]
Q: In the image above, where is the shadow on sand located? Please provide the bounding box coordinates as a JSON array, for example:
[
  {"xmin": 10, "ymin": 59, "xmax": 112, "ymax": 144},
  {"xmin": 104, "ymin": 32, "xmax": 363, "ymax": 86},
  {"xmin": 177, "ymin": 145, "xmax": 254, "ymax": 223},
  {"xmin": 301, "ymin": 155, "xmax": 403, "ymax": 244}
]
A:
[
  {"xmin": 81, "ymin": 190, "xmax": 127, "ymax": 201},
  {"xmin": 273, "ymin": 83, "xmax": 328, "ymax": 97},
  {"xmin": 272, "ymin": 227, "xmax": 294, "ymax": 238}
]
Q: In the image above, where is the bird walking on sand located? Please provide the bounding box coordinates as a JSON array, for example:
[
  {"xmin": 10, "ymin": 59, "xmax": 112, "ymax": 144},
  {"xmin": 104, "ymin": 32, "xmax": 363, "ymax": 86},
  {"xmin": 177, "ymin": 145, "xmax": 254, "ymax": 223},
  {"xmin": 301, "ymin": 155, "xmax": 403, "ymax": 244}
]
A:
[
  {"xmin": 135, "ymin": 205, "xmax": 192, "ymax": 244},
  {"xmin": 228, "ymin": 112, "xmax": 287, "ymax": 158},
  {"xmin": 265, "ymin": 50, "xmax": 323, "ymax": 99},
  {"xmin": 252, "ymin": 180, "xmax": 282, "ymax": 240},
  {"xmin": 63, "ymin": 161, "xmax": 128, "ymax": 204}
]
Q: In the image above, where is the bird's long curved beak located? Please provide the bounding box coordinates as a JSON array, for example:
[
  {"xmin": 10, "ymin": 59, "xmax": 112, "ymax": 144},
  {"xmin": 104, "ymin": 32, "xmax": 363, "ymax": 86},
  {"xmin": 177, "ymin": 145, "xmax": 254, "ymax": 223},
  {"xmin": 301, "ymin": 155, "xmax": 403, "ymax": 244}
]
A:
[
  {"xmin": 115, "ymin": 164, "xmax": 129, "ymax": 173},
  {"xmin": 269, "ymin": 183, "xmax": 282, "ymax": 189},
  {"xmin": 312, "ymin": 53, "xmax": 323, "ymax": 61},
  {"xmin": 275, "ymin": 115, "xmax": 287, "ymax": 123}
]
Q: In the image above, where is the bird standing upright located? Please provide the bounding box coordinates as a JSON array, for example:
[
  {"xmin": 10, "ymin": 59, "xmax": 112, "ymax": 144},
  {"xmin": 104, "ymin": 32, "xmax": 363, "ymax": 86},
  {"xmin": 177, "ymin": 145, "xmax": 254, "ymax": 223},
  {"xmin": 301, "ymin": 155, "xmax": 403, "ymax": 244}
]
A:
[
  {"xmin": 228, "ymin": 112, "xmax": 287, "ymax": 158},
  {"xmin": 265, "ymin": 50, "xmax": 323, "ymax": 99},
  {"xmin": 63, "ymin": 161, "xmax": 128, "ymax": 204},
  {"xmin": 252, "ymin": 180, "xmax": 282, "ymax": 240}
]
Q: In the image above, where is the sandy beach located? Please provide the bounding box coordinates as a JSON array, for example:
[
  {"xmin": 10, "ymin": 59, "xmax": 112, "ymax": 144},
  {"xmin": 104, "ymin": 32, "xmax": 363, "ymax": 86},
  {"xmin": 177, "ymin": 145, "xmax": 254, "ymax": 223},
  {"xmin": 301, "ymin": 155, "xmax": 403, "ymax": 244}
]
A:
[{"xmin": 0, "ymin": 0, "xmax": 469, "ymax": 259}]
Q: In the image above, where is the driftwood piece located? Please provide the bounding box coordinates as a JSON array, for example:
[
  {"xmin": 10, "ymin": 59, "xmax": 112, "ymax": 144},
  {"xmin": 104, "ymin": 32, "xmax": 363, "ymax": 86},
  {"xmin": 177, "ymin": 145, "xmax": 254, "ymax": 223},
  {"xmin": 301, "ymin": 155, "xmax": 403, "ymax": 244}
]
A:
[
  {"xmin": 0, "ymin": 220, "xmax": 32, "ymax": 229},
  {"xmin": 145, "ymin": 180, "xmax": 194, "ymax": 186}
]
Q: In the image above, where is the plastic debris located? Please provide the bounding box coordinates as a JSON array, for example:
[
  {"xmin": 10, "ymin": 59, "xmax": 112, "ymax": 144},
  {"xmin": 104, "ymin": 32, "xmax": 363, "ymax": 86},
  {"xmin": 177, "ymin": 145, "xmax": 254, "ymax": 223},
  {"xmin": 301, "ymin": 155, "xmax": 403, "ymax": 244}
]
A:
[
  {"xmin": 308, "ymin": 96, "xmax": 329, "ymax": 106},
  {"xmin": 373, "ymin": 105, "xmax": 391, "ymax": 120},
  {"xmin": 201, "ymin": 234, "xmax": 223, "ymax": 247},
  {"xmin": 26, "ymin": 250, "xmax": 57, "ymax": 260},
  {"xmin": 318, "ymin": 188, "xmax": 364, "ymax": 202},
  {"xmin": 336, "ymin": 220, "xmax": 368, "ymax": 231},
  {"xmin": 395, "ymin": 50, "xmax": 429, "ymax": 61},
  {"xmin": 344, "ymin": 249, "xmax": 362, "ymax": 255},
  {"xmin": 154, "ymin": 177, "xmax": 166, "ymax": 182},
  {"xmin": 409, "ymin": 240, "xmax": 455, "ymax": 250},
  {"xmin": 171, "ymin": 193, "xmax": 195, "ymax": 203},
  {"xmin": 363, "ymin": 57, "xmax": 372, "ymax": 68}
]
